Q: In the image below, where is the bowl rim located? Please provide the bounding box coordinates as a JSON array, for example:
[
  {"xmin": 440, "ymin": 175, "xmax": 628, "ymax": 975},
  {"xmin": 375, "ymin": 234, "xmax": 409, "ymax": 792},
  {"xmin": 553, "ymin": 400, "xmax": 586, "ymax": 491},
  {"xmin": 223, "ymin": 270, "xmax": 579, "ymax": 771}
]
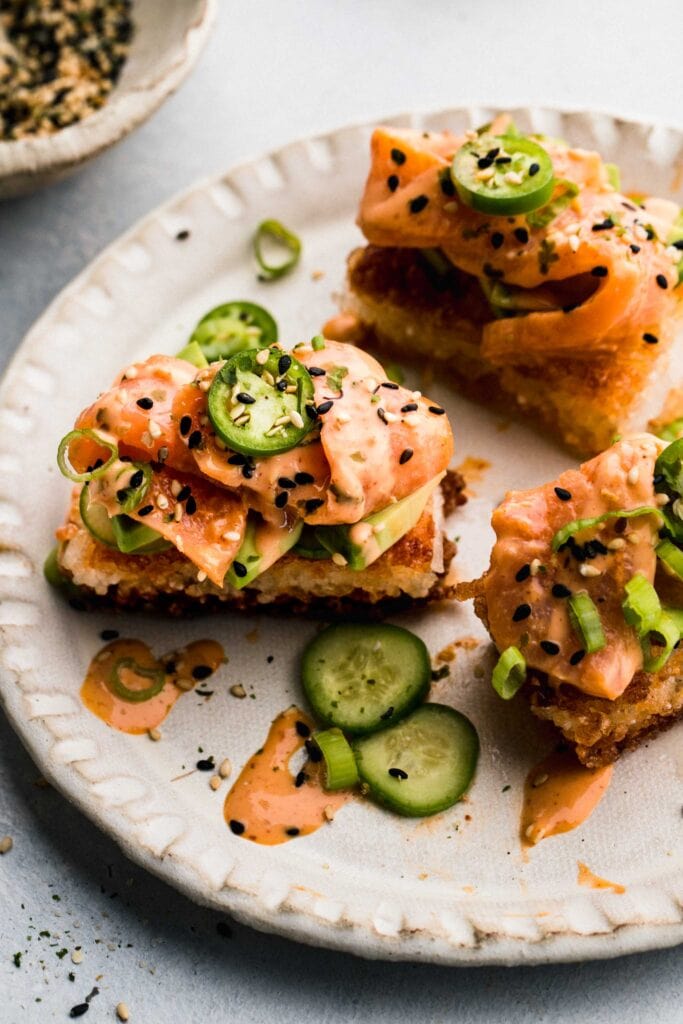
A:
[{"xmin": 0, "ymin": 0, "xmax": 217, "ymax": 187}]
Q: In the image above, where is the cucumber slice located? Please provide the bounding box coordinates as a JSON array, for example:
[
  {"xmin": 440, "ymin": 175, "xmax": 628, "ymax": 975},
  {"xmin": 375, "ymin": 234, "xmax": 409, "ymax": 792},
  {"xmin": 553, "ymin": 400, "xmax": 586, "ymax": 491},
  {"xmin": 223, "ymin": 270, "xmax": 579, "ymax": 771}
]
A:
[
  {"xmin": 301, "ymin": 623, "xmax": 430, "ymax": 734},
  {"xmin": 352, "ymin": 704, "xmax": 479, "ymax": 817},
  {"xmin": 79, "ymin": 485, "xmax": 118, "ymax": 548}
]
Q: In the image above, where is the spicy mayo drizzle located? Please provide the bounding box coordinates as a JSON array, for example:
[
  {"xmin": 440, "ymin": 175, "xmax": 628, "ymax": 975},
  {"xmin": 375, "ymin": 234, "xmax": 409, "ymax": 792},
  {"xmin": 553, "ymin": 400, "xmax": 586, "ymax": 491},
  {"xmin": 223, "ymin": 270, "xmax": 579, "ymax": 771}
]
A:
[
  {"xmin": 577, "ymin": 861, "xmax": 625, "ymax": 894},
  {"xmin": 223, "ymin": 706, "xmax": 352, "ymax": 845},
  {"xmin": 81, "ymin": 638, "xmax": 224, "ymax": 734},
  {"xmin": 521, "ymin": 750, "xmax": 613, "ymax": 847}
]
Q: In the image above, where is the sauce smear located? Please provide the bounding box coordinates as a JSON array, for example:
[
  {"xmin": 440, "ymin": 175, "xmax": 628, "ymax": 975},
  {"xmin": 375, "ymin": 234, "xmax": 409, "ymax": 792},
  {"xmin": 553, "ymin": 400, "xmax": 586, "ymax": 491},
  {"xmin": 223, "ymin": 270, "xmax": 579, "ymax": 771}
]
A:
[
  {"xmin": 521, "ymin": 750, "xmax": 613, "ymax": 847},
  {"xmin": 81, "ymin": 638, "xmax": 224, "ymax": 734},
  {"xmin": 577, "ymin": 861, "xmax": 625, "ymax": 894},
  {"xmin": 224, "ymin": 706, "xmax": 352, "ymax": 845}
]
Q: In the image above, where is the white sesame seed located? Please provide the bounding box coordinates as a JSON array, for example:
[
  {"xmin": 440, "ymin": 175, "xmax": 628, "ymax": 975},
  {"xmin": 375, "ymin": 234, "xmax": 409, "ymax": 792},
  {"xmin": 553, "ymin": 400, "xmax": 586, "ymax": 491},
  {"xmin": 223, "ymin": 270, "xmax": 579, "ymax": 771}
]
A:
[
  {"xmin": 627, "ymin": 466, "xmax": 639, "ymax": 485},
  {"xmin": 464, "ymin": 129, "xmax": 478, "ymax": 141},
  {"xmin": 0, "ymin": 835, "xmax": 13, "ymax": 854},
  {"xmin": 504, "ymin": 170, "xmax": 523, "ymax": 186},
  {"xmin": 197, "ymin": 570, "xmax": 207, "ymax": 583},
  {"xmin": 215, "ymin": 437, "xmax": 227, "ymax": 450},
  {"xmin": 218, "ymin": 758, "xmax": 232, "ymax": 779},
  {"xmin": 209, "ymin": 775, "xmax": 221, "ymax": 791},
  {"xmin": 124, "ymin": 366, "xmax": 138, "ymax": 379},
  {"xmin": 323, "ymin": 804, "xmax": 336, "ymax": 822},
  {"xmin": 656, "ymin": 492, "xmax": 670, "ymax": 506},
  {"xmin": 234, "ymin": 414, "xmax": 250, "ymax": 426},
  {"xmin": 256, "ymin": 349, "xmax": 269, "ymax": 365},
  {"xmin": 444, "ymin": 202, "xmax": 458, "ymax": 213},
  {"xmin": 404, "ymin": 413, "xmax": 420, "ymax": 427},
  {"xmin": 365, "ymin": 377, "xmax": 377, "ymax": 393},
  {"xmin": 174, "ymin": 504, "xmax": 183, "ymax": 522},
  {"xmin": 140, "ymin": 431, "xmax": 152, "ymax": 447},
  {"xmin": 171, "ymin": 480, "xmax": 181, "ymax": 497},
  {"xmin": 230, "ymin": 684, "xmax": 247, "ymax": 699},
  {"xmin": 289, "ymin": 410, "xmax": 304, "ymax": 429},
  {"xmin": 262, "ymin": 370, "xmax": 275, "ymax": 386},
  {"xmin": 579, "ymin": 564, "xmax": 601, "ymax": 578},
  {"xmin": 118, "ymin": 389, "xmax": 129, "ymax": 404},
  {"xmin": 634, "ymin": 224, "xmax": 648, "ymax": 241},
  {"xmin": 607, "ymin": 538, "xmax": 626, "ymax": 550},
  {"xmin": 568, "ymin": 235, "xmax": 580, "ymax": 253},
  {"xmin": 673, "ymin": 498, "xmax": 683, "ymax": 519},
  {"xmin": 532, "ymin": 773, "xmax": 548, "ymax": 788},
  {"xmin": 198, "ymin": 379, "xmax": 211, "ymax": 392},
  {"xmin": 229, "ymin": 404, "xmax": 245, "ymax": 421},
  {"xmin": 176, "ymin": 677, "xmax": 193, "ymax": 692},
  {"xmin": 476, "ymin": 166, "xmax": 495, "ymax": 181},
  {"xmin": 223, "ymin": 530, "xmax": 241, "ymax": 542},
  {"xmin": 411, "ymin": 391, "xmax": 422, "ymax": 400},
  {"xmin": 336, "ymin": 411, "xmax": 350, "ymax": 424},
  {"xmin": 530, "ymin": 558, "xmax": 542, "ymax": 576},
  {"xmin": 565, "ymin": 222, "xmax": 581, "ymax": 234},
  {"xmin": 71, "ymin": 949, "xmax": 83, "ymax": 965},
  {"xmin": 116, "ymin": 1003, "xmax": 130, "ymax": 1022},
  {"xmin": 331, "ymin": 552, "xmax": 348, "ymax": 567},
  {"xmin": 148, "ymin": 728, "xmax": 162, "ymax": 741},
  {"xmin": 199, "ymin": 415, "xmax": 209, "ymax": 427},
  {"xmin": 156, "ymin": 494, "xmax": 169, "ymax": 510},
  {"xmin": 285, "ymin": 384, "xmax": 298, "ymax": 393},
  {"xmin": 148, "ymin": 420, "xmax": 162, "ymax": 439},
  {"xmin": 627, "ymin": 533, "xmax": 640, "ymax": 545}
]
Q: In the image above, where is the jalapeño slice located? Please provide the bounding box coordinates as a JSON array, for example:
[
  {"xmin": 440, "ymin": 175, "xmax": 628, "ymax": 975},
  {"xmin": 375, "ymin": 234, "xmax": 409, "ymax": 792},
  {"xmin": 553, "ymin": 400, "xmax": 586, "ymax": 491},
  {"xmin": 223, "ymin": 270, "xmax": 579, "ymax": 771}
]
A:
[
  {"xmin": 451, "ymin": 134, "xmax": 554, "ymax": 215},
  {"xmin": 208, "ymin": 347, "xmax": 315, "ymax": 456},
  {"xmin": 188, "ymin": 301, "xmax": 278, "ymax": 363}
]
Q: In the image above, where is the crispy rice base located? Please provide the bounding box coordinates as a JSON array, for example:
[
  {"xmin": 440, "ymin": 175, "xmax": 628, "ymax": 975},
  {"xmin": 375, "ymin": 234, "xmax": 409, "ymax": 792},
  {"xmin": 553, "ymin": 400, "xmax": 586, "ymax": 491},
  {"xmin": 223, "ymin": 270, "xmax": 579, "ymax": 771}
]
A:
[{"xmin": 56, "ymin": 473, "xmax": 464, "ymax": 617}]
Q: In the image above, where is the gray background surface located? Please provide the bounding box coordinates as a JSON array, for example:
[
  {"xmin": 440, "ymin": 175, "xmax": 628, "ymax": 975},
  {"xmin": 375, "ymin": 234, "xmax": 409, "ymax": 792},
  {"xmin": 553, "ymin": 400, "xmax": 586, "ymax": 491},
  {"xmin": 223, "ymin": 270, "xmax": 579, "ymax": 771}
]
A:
[{"xmin": 1, "ymin": 1, "xmax": 682, "ymax": 1020}]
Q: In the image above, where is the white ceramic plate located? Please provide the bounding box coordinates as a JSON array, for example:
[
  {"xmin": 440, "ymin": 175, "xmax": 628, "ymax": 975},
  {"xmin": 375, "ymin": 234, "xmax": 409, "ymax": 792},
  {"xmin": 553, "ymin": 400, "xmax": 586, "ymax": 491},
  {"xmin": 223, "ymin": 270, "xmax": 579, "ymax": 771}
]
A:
[{"xmin": 2, "ymin": 106, "xmax": 683, "ymax": 966}]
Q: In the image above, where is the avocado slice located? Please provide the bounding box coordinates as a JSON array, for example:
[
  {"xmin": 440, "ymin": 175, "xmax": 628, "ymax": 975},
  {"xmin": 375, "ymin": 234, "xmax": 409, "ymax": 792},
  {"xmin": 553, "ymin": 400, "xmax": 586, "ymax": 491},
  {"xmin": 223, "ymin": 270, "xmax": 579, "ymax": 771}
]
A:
[
  {"xmin": 226, "ymin": 516, "xmax": 303, "ymax": 589},
  {"xmin": 314, "ymin": 474, "xmax": 443, "ymax": 570},
  {"xmin": 176, "ymin": 339, "xmax": 209, "ymax": 369},
  {"xmin": 110, "ymin": 516, "xmax": 172, "ymax": 554}
]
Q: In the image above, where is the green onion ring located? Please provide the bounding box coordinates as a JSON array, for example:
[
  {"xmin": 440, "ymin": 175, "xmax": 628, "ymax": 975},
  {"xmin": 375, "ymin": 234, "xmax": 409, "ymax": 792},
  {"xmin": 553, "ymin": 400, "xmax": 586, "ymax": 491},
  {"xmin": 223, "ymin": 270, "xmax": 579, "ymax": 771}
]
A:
[
  {"xmin": 57, "ymin": 429, "xmax": 118, "ymax": 483},
  {"xmin": 253, "ymin": 219, "xmax": 302, "ymax": 281},
  {"xmin": 312, "ymin": 728, "xmax": 359, "ymax": 791},
  {"xmin": 109, "ymin": 657, "xmax": 166, "ymax": 702},
  {"xmin": 115, "ymin": 462, "xmax": 153, "ymax": 514},
  {"xmin": 552, "ymin": 506, "xmax": 663, "ymax": 551},
  {"xmin": 642, "ymin": 612, "xmax": 680, "ymax": 673},
  {"xmin": 491, "ymin": 646, "xmax": 526, "ymax": 699},
  {"xmin": 656, "ymin": 539, "xmax": 683, "ymax": 580},
  {"xmin": 622, "ymin": 574, "xmax": 661, "ymax": 637},
  {"xmin": 568, "ymin": 591, "xmax": 606, "ymax": 654}
]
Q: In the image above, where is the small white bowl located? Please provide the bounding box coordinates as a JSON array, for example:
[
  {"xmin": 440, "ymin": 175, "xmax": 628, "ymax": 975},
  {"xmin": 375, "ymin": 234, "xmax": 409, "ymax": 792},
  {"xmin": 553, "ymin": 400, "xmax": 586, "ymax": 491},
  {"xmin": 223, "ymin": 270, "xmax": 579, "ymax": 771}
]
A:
[{"xmin": 0, "ymin": 0, "xmax": 217, "ymax": 199}]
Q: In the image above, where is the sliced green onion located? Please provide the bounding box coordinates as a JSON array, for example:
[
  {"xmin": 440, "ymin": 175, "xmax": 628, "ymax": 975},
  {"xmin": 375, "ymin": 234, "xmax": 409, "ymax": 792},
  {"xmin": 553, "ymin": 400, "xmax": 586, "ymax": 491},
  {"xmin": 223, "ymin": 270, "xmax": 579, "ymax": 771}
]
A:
[
  {"xmin": 57, "ymin": 429, "xmax": 118, "ymax": 483},
  {"xmin": 253, "ymin": 219, "xmax": 301, "ymax": 281},
  {"xmin": 605, "ymin": 162, "xmax": 621, "ymax": 191},
  {"xmin": 568, "ymin": 591, "xmax": 606, "ymax": 654},
  {"xmin": 656, "ymin": 418, "xmax": 683, "ymax": 443},
  {"xmin": 312, "ymin": 728, "xmax": 359, "ymax": 791},
  {"xmin": 622, "ymin": 574, "xmax": 661, "ymax": 637},
  {"xmin": 43, "ymin": 547, "xmax": 66, "ymax": 587},
  {"xmin": 114, "ymin": 462, "xmax": 153, "ymax": 514},
  {"xmin": 176, "ymin": 339, "xmax": 209, "ymax": 369},
  {"xmin": 384, "ymin": 361, "xmax": 405, "ymax": 385},
  {"xmin": 491, "ymin": 646, "xmax": 526, "ymax": 700},
  {"xmin": 526, "ymin": 178, "xmax": 579, "ymax": 229},
  {"xmin": 663, "ymin": 606, "xmax": 683, "ymax": 634},
  {"xmin": 552, "ymin": 506, "xmax": 663, "ymax": 551},
  {"xmin": 109, "ymin": 657, "xmax": 166, "ymax": 703},
  {"xmin": 656, "ymin": 539, "xmax": 683, "ymax": 580},
  {"xmin": 654, "ymin": 437, "xmax": 683, "ymax": 496},
  {"xmin": 642, "ymin": 612, "xmax": 680, "ymax": 673},
  {"xmin": 311, "ymin": 334, "xmax": 326, "ymax": 351}
]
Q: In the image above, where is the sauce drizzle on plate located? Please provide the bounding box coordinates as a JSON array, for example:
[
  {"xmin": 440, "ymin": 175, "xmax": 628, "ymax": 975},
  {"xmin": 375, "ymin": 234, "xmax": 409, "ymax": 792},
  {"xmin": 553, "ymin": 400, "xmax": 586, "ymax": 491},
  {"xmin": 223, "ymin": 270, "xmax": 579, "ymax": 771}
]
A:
[{"xmin": 521, "ymin": 750, "xmax": 613, "ymax": 847}]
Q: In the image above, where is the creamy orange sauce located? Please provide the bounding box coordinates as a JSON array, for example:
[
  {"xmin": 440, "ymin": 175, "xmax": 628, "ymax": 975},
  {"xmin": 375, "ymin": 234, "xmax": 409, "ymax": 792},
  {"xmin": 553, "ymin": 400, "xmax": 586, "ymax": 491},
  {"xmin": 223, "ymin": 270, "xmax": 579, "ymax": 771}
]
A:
[
  {"xmin": 521, "ymin": 751, "xmax": 613, "ymax": 847},
  {"xmin": 577, "ymin": 861, "xmax": 625, "ymax": 894},
  {"xmin": 455, "ymin": 455, "xmax": 491, "ymax": 496},
  {"xmin": 81, "ymin": 638, "xmax": 224, "ymax": 734},
  {"xmin": 223, "ymin": 706, "xmax": 352, "ymax": 845}
]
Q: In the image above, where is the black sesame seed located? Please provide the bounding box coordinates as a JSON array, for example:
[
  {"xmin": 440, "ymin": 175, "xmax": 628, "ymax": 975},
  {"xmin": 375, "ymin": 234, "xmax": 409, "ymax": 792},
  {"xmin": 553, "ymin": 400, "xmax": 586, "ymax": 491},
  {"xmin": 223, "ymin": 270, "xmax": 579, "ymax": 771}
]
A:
[
  {"xmin": 228, "ymin": 453, "xmax": 246, "ymax": 465},
  {"xmin": 529, "ymin": 162, "xmax": 540, "ymax": 177},
  {"xmin": 69, "ymin": 1005, "xmax": 89, "ymax": 1019},
  {"xmin": 377, "ymin": 407, "xmax": 388, "ymax": 423},
  {"xmin": 196, "ymin": 758, "xmax": 215, "ymax": 771},
  {"xmin": 390, "ymin": 147, "xmax": 406, "ymax": 165},
  {"xmin": 285, "ymin": 827, "xmax": 300, "ymax": 837},
  {"xmin": 295, "ymin": 472, "xmax": 315, "ymax": 485},
  {"xmin": 176, "ymin": 229, "xmax": 190, "ymax": 241},
  {"xmin": 381, "ymin": 381, "xmax": 399, "ymax": 390},
  {"xmin": 591, "ymin": 218, "xmax": 614, "ymax": 231},
  {"xmin": 643, "ymin": 332, "xmax": 659, "ymax": 344},
  {"xmin": 428, "ymin": 406, "xmax": 446, "ymax": 415},
  {"xmin": 515, "ymin": 564, "xmax": 531, "ymax": 582},
  {"xmin": 512, "ymin": 603, "xmax": 531, "ymax": 622},
  {"xmin": 399, "ymin": 448, "xmax": 414, "ymax": 465},
  {"xmin": 179, "ymin": 415, "xmax": 192, "ymax": 437},
  {"xmin": 316, "ymin": 400, "xmax": 334, "ymax": 415},
  {"xmin": 100, "ymin": 629, "xmax": 119, "ymax": 641},
  {"xmin": 656, "ymin": 274, "xmax": 668, "ymax": 290},
  {"xmin": 552, "ymin": 583, "xmax": 572, "ymax": 598},
  {"xmin": 242, "ymin": 464, "xmax": 255, "ymax": 479},
  {"xmin": 554, "ymin": 487, "xmax": 572, "ymax": 501},
  {"xmin": 136, "ymin": 397, "xmax": 153, "ymax": 410},
  {"xmin": 409, "ymin": 195, "xmax": 429, "ymax": 214},
  {"xmin": 188, "ymin": 430, "xmax": 202, "ymax": 450},
  {"xmin": 192, "ymin": 664, "xmax": 212, "ymax": 681},
  {"xmin": 388, "ymin": 767, "xmax": 408, "ymax": 779},
  {"xmin": 514, "ymin": 227, "xmax": 529, "ymax": 244},
  {"xmin": 137, "ymin": 504, "xmax": 154, "ymax": 517},
  {"xmin": 236, "ymin": 392, "xmax": 255, "ymax": 405},
  {"xmin": 232, "ymin": 561, "xmax": 247, "ymax": 578},
  {"xmin": 401, "ymin": 402, "xmax": 418, "ymax": 413},
  {"xmin": 591, "ymin": 265, "xmax": 608, "ymax": 277},
  {"xmin": 278, "ymin": 476, "xmax": 296, "ymax": 489},
  {"xmin": 116, "ymin": 488, "xmax": 129, "ymax": 503},
  {"xmin": 305, "ymin": 498, "xmax": 325, "ymax": 514},
  {"xmin": 305, "ymin": 403, "xmax": 319, "ymax": 420},
  {"xmin": 308, "ymin": 366, "xmax": 326, "ymax": 377},
  {"xmin": 477, "ymin": 156, "xmax": 494, "ymax": 170},
  {"xmin": 276, "ymin": 379, "xmax": 288, "ymax": 393},
  {"xmin": 278, "ymin": 354, "xmax": 292, "ymax": 375},
  {"xmin": 439, "ymin": 172, "xmax": 456, "ymax": 197},
  {"xmin": 229, "ymin": 819, "xmax": 245, "ymax": 835},
  {"xmin": 129, "ymin": 469, "xmax": 144, "ymax": 489},
  {"xmin": 387, "ymin": 174, "xmax": 399, "ymax": 192},
  {"xmin": 380, "ymin": 706, "xmax": 394, "ymax": 721},
  {"xmin": 295, "ymin": 720, "xmax": 311, "ymax": 738},
  {"xmin": 305, "ymin": 738, "xmax": 323, "ymax": 762},
  {"xmin": 629, "ymin": 244, "xmax": 641, "ymax": 253},
  {"xmin": 569, "ymin": 649, "xmax": 586, "ymax": 665},
  {"xmin": 294, "ymin": 771, "xmax": 307, "ymax": 788},
  {"xmin": 540, "ymin": 640, "xmax": 560, "ymax": 655},
  {"xmin": 176, "ymin": 485, "xmax": 191, "ymax": 502},
  {"xmin": 185, "ymin": 495, "xmax": 197, "ymax": 516},
  {"xmin": 491, "ymin": 231, "xmax": 504, "ymax": 249},
  {"xmin": 275, "ymin": 491, "xmax": 289, "ymax": 509}
]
